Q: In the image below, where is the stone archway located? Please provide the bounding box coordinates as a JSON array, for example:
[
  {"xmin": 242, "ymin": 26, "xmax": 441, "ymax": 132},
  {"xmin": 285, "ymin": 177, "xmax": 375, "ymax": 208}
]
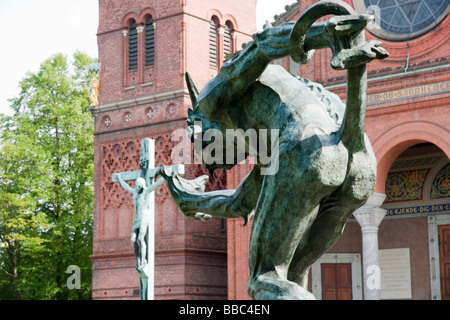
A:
[{"xmin": 372, "ymin": 121, "xmax": 450, "ymax": 194}]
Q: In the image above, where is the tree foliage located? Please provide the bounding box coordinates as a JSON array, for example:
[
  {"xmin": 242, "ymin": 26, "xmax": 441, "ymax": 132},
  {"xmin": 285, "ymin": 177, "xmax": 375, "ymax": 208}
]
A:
[{"xmin": 0, "ymin": 52, "xmax": 96, "ymax": 299}]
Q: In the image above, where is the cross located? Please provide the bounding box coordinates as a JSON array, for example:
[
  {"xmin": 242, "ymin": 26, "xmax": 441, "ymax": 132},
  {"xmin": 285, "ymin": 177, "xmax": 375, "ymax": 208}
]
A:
[{"xmin": 112, "ymin": 138, "xmax": 184, "ymax": 300}]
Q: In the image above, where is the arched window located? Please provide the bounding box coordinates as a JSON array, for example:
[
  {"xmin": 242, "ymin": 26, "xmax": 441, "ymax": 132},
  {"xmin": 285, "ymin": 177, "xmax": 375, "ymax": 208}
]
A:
[
  {"xmin": 145, "ymin": 16, "xmax": 155, "ymax": 67},
  {"xmin": 209, "ymin": 16, "xmax": 220, "ymax": 69},
  {"xmin": 128, "ymin": 20, "xmax": 138, "ymax": 70},
  {"xmin": 223, "ymin": 21, "xmax": 234, "ymax": 61}
]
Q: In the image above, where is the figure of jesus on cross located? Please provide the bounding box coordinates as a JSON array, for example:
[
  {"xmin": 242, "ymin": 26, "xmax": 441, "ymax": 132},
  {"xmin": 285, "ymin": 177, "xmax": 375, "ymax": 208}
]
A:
[
  {"xmin": 112, "ymin": 138, "xmax": 184, "ymax": 300},
  {"xmin": 113, "ymin": 173, "xmax": 163, "ymax": 271}
]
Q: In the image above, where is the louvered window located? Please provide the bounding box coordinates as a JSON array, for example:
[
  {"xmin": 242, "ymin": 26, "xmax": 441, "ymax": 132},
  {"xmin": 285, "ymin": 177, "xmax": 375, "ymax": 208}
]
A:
[
  {"xmin": 145, "ymin": 16, "xmax": 155, "ymax": 66},
  {"xmin": 223, "ymin": 22, "xmax": 233, "ymax": 61},
  {"xmin": 128, "ymin": 20, "xmax": 138, "ymax": 70},
  {"xmin": 209, "ymin": 18, "xmax": 219, "ymax": 69}
]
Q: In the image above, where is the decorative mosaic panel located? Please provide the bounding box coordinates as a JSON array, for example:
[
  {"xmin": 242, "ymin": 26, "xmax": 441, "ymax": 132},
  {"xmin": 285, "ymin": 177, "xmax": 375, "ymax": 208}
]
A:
[
  {"xmin": 431, "ymin": 163, "xmax": 450, "ymax": 199},
  {"xmin": 390, "ymin": 155, "xmax": 444, "ymax": 170},
  {"xmin": 385, "ymin": 169, "xmax": 429, "ymax": 203}
]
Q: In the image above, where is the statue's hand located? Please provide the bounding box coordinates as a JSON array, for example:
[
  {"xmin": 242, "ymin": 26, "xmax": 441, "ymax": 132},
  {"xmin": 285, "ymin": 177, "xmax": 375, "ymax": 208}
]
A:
[
  {"xmin": 331, "ymin": 40, "xmax": 389, "ymax": 70},
  {"xmin": 325, "ymin": 14, "xmax": 370, "ymax": 38},
  {"xmin": 112, "ymin": 173, "xmax": 121, "ymax": 182},
  {"xmin": 290, "ymin": 13, "xmax": 388, "ymax": 68},
  {"xmin": 193, "ymin": 213, "xmax": 212, "ymax": 221},
  {"xmin": 324, "ymin": 15, "xmax": 389, "ymax": 69},
  {"xmin": 159, "ymin": 164, "xmax": 212, "ymax": 221}
]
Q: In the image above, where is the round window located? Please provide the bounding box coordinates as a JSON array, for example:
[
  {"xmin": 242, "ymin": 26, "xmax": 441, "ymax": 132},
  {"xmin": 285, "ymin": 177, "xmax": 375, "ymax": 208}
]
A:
[{"xmin": 353, "ymin": 0, "xmax": 450, "ymax": 41}]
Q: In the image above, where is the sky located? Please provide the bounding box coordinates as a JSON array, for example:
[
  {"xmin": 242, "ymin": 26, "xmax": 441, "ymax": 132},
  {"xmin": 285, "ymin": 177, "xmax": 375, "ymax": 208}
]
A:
[{"xmin": 0, "ymin": 0, "xmax": 297, "ymax": 116}]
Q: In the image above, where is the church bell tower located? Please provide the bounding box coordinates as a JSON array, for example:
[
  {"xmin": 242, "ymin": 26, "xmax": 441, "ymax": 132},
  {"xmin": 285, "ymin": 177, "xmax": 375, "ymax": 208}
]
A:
[{"xmin": 91, "ymin": 0, "xmax": 256, "ymax": 299}]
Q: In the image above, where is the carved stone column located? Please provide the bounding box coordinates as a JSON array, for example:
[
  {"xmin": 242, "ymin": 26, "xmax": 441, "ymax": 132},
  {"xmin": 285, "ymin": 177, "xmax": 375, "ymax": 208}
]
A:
[
  {"xmin": 122, "ymin": 29, "xmax": 129, "ymax": 87},
  {"xmin": 218, "ymin": 27, "xmax": 225, "ymax": 69},
  {"xmin": 353, "ymin": 192, "xmax": 387, "ymax": 300},
  {"xmin": 136, "ymin": 25, "xmax": 145, "ymax": 84}
]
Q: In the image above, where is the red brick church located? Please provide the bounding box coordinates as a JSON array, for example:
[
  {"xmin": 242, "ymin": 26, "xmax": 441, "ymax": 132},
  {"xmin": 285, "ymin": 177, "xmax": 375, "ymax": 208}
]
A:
[{"xmin": 90, "ymin": 0, "xmax": 450, "ymax": 300}]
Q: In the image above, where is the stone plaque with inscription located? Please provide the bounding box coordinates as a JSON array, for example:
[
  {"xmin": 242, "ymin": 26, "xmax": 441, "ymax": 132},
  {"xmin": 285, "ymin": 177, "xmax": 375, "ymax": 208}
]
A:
[{"xmin": 379, "ymin": 248, "xmax": 412, "ymax": 300}]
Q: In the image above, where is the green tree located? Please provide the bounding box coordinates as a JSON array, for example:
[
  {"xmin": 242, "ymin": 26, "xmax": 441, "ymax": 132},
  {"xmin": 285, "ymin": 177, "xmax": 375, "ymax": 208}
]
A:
[{"xmin": 0, "ymin": 52, "xmax": 96, "ymax": 299}]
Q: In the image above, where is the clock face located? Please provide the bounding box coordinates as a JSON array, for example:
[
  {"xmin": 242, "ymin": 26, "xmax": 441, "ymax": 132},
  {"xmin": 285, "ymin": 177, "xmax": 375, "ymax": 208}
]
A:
[{"xmin": 353, "ymin": 0, "xmax": 450, "ymax": 41}]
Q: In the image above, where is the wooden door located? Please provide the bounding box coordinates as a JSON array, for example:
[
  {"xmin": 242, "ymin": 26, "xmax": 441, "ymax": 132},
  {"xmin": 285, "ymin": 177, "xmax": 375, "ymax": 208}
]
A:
[
  {"xmin": 321, "ymin": 263, "xmax": 352, "ymax": 300},
  {"xmin": 439, "ymin": 224, "xmax": 450, "ymax": 300}
]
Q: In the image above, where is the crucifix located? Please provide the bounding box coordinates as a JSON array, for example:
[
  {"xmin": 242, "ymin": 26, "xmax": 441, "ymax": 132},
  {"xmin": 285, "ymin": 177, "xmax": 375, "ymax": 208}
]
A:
[{"xmin": 112, "ymin": 138, "xmax": 184, "ymax": 300}]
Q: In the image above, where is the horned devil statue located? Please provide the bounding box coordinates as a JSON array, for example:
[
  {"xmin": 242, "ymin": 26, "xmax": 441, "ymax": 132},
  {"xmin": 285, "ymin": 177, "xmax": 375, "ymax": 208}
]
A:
[{"xmin": 160, "ymin": 0, "xmax": 388, "ymax": 299}]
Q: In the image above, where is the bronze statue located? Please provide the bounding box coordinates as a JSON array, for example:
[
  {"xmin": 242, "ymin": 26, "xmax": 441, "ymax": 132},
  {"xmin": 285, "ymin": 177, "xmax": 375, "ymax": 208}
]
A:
[{"xmin": 161, "ymin": 0, "xmax": 388, "ymax": 299}]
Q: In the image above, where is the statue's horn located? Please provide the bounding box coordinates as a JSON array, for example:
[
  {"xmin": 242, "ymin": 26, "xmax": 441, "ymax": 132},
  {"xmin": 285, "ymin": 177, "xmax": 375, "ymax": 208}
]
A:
[{"xmin": 185, "ymin": 72, "xmax": 199, "ymax": 109}]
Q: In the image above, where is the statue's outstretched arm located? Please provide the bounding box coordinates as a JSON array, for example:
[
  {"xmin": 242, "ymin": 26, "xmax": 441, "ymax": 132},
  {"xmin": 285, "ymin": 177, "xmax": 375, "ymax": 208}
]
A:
[
  {"xmin": 196, "ymin": 20, "xmax": 353, "ymax": 121},
  {"xmin": 114, "ymin": 173, "xmax": 135, "ymax": 194},
  {"xmin": 145, "ymin": 177, "xmax": 165, "ymax": 194},
  {"xmin": 208, "ymin": 22, "xmax": 334, "ymax": 104},
  {"xmin": 160, "ymin": 165, "xmax": 263, "ymax": 225}
]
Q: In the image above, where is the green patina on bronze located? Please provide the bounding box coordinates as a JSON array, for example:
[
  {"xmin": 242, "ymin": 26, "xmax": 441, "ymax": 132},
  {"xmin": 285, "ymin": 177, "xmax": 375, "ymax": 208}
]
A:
[{"xmin": 160, "ymin": 0, "xmax": 389, "ymax": 300}]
